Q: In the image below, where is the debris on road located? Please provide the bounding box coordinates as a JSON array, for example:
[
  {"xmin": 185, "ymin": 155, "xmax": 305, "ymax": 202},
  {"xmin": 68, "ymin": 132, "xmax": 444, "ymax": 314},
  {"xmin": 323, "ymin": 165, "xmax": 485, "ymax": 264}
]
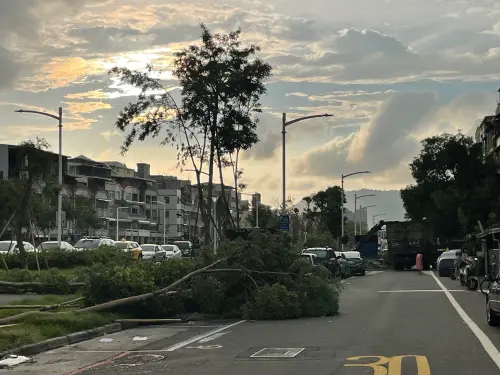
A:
[{"xmin": 0, "ymin": 355, "xmax": 32, "ymax": 369}]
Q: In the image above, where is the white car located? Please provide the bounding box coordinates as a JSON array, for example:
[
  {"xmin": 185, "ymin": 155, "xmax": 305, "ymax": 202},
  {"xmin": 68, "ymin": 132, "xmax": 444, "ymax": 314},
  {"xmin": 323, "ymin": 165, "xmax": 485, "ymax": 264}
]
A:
[
  {"xmin": 0, "ymin": 240, "xmax": 36, "ymax": 254},
  {"xmin": 161, "ymin": 244, "xmax": 182, "ymax": 259},
  {"xmin": 37, "ymin": 241, "xmax": 75, "ymax": 251},
  {"xmin": 140, "ymin": 244, "xmax": 167, "ymax": 261}
]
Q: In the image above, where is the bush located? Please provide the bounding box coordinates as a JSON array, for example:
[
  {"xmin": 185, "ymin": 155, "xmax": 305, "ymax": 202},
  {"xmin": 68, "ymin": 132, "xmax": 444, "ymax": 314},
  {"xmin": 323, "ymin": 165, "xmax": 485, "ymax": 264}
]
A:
[{"xmin": 2, "ymin": 246, "xmax": 132, "ymax": 270}]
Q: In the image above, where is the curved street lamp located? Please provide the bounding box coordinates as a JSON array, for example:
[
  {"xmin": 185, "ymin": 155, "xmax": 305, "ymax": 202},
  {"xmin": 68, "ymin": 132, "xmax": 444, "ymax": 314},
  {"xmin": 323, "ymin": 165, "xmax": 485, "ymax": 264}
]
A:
[
  {"xmin": 373, "ymin": 213, "xmax": 386, "ymax": 226},
  {"xmin": 357, "ymin": 204, "xmax": 376, "ymax": 234},
  {"xmin": 354, "ymin": 194, "xmax": 375, "ymax": 235},
  {"xmin": 282, "ymin": 113, "xmax": 334, "ymax": 214},
  {"xmin": 341, "ymin": 171, "xmax": 371, "ymax": 250},
  {"xmin": 15, "ymin": 107, "xmax": 63, "ymax": 248}
]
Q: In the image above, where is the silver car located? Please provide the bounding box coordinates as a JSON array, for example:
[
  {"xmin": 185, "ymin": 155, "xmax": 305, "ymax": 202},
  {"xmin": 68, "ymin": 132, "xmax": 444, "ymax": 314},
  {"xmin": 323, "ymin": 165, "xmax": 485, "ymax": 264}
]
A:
[
  {"xmin": 161, "ymin": 244, "xmax": 182, "ymax": 259},
  {"xmin": 140, "ymin": 244, "xmax": 167, "ymax": 261}
]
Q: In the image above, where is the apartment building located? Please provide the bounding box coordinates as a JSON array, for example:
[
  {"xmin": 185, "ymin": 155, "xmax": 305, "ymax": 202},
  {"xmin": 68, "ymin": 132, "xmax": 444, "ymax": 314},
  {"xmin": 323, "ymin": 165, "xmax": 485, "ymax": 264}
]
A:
[
  {"xmin": 476, "ymin": 93, "xmax": 500, "ymax": 162},
  {"xmin": 62, "ymin": 155, "xmax": 201, "ymax": 243}
]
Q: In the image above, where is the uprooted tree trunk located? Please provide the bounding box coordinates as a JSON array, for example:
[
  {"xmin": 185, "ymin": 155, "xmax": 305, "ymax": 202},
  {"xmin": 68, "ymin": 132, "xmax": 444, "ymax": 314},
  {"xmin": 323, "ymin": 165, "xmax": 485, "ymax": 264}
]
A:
[
  {"xmin": 0, "ymin": 296, "xmax": 86, "ymax": 325},
  {"xmin": 76, "ymin": 259, "xmax": 224, "ymax": 313}
]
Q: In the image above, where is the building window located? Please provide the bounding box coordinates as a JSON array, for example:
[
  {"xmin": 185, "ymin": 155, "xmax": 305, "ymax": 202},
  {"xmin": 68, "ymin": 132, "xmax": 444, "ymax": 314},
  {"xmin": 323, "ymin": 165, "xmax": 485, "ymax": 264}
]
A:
[
  {"xmin": 177, "ymin": 197, "xmax": 180, "ymax": 204},
  {"xmin": 166, "ymin": 211, "xmax": 170, "ymax": 218},
  {"xmin": 126, "ymin": 193, "xmax": 131, "ymax": 201},
  {"xmin": 152, "ymin": 196, "xmax": 157, "ymax": 202},
  {"xmin": 164, "ymin": 197, "xmax": 169, "ymax": 204},
  {"xmin": 131, "ymin": 207, "xmax": 138, "ymax": 214},
  {"xmin": 116, "ymin": 191, "xmax": 121, "ymax": 200},
  {"xmin": 146, "ymin": 195, "xmax": 151, "ymax": 203},
  {"xmin": 132, "ymin": 193, "xmax": 138, "ymax": 202}
]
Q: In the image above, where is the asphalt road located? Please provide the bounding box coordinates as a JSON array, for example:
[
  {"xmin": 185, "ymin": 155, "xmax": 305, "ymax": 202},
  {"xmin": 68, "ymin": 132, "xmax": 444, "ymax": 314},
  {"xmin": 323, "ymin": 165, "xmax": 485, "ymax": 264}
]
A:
[{"xmin": 7, "ymin": 270, "xmax": 500, "ymax": 374}]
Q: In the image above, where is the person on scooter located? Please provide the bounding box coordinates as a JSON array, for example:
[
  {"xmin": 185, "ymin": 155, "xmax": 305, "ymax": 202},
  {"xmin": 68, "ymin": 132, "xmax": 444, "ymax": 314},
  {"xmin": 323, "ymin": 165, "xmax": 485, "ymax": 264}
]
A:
[{"xmin": 454, "ymin": 248, "xmax": 463, "ymax": 280}]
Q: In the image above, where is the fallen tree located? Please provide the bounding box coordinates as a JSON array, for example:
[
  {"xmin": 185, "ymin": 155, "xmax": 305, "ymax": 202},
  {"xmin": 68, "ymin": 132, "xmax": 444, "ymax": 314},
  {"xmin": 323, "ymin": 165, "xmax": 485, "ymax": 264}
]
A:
[{"xmin": 0, "ymin": 231, "xmax": 342, "ymax": 323}]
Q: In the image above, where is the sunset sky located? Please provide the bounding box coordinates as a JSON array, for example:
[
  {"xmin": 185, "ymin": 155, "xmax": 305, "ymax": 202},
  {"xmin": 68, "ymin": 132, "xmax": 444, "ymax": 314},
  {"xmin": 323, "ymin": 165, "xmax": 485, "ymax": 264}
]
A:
[{"xmin": 1, "ymin": 0, "xmax": 499, "ymax": 211}]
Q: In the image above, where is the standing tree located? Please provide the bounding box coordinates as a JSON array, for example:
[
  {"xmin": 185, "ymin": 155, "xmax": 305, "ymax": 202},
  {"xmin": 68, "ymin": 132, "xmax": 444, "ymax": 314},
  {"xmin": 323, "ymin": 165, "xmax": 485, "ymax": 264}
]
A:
[
  {"xmin": 311, "ymin": 186, "xmax": 345, "ymax": 239},
  {"xmin": 245, "ymin": 204, "xmax": 279, "ymax": 228},
  {"xmin": 401, "ymin": 133, "xmax": 500, "ymax": 239},
  {"xmin": 0, "ymin": 138, "xmax": 55, "ymax": 266},
  {"xmin": 111, "ymin": 24, "xmax": 272, "ymax": 242}
]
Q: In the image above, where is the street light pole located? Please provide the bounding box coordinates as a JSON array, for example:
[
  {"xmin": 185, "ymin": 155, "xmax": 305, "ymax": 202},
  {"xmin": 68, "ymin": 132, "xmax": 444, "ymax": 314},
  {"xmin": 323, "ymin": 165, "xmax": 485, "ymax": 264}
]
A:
[
  {"xmin": 16, "ymin": 107, "xmax": 63, "ymax": 248},
  {"xmin": 373, "ymin": 213, "xmax": 386, "ymax": 226},
  {"xmin": 156, "ymin": 201, "xmax": 167, "ymax": 244},
  {"xmin": 116, "ymin": 206, "xmax": 129, "ymax": 241},
  {"xmin": 341, "ymin": 171, "xmax": 371, "ymax": 250},
  {"xmin": 282, "ymin": 113, "xmax": 333, "ymax": 213},
  {"xmin": 212, "ymin": 196, "xmax": 218, "ymax": 254},
  {"xmin": 354, "ymin": 194, "xmax": 375, "ymax": 235},
  {"xmin": 359, "ymin": 204, "xmax": 376, "ymax": 233}
]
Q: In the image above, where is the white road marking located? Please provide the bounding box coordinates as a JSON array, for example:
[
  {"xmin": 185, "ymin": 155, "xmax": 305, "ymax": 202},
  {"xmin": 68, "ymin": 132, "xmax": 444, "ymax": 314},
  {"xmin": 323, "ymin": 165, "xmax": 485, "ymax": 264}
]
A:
[
  {"xmin": 197, "ymin": 331, "xmax": 230, "ymax": 343},
  {"xmin": 429, "ymin": 271, "xmax": 500, "ymax": 370},
  {"xmin": 164, "ymin": 320, "xmax": 245, "ymax": 352},
  {"xmin": 378, "ymin": 290, "xmax": 444, "ymax": 293},
  {"xmin": 367, "ymin": 271, "xmax": 384, "ymax": 276}
]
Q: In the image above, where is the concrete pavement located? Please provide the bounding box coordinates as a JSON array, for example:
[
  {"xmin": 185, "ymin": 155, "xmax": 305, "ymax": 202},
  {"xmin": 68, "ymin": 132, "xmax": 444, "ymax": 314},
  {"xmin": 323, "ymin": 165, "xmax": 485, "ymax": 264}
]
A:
[{"xmin": 5, "ymin": 270, "xmax": 500, "ymax": 374}]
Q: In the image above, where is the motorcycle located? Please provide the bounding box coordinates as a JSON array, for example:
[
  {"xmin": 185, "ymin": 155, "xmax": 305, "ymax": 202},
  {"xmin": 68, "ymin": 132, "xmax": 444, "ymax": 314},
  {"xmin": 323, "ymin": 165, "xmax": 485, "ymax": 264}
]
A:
[{"xmin": 460, "ymin": 256, "xmax": 479, "ymax": 290}]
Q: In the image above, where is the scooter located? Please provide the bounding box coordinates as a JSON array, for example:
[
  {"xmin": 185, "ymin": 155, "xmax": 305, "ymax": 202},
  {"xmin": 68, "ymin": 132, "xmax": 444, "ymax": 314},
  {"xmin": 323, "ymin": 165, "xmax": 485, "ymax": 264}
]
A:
[{"xmin": 460, "ymin": 257, "xmax": 479, "ymax": 290}]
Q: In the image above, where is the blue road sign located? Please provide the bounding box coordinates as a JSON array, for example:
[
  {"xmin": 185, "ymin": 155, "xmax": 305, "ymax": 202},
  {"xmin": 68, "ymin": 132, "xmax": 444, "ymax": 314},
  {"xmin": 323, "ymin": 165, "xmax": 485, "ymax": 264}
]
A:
[{"xmin": 279, "ymin": 214, "xmax": 290, "ymax": 231}]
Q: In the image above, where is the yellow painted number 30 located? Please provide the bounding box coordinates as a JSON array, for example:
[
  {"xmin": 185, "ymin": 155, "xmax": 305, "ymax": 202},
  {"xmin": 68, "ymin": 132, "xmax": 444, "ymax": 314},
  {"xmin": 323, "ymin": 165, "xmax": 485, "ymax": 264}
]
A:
[{"xmin": 344, "ymin": 355, "xmax": 431, "ymax": 375}]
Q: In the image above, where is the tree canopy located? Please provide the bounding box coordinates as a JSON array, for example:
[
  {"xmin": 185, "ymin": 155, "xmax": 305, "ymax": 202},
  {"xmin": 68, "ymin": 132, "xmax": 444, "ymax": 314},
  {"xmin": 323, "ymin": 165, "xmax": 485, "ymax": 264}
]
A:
[
  {"xmin": 400, "ymin": 132, "xmax": 500, "ymax": 239},
  {"xmin": 111, "ymin": 24, "xmax": 272, "ymax": 241},
  {"xmin": 307, "ymin": 186, "xmax": 345, "ymax": 239}
]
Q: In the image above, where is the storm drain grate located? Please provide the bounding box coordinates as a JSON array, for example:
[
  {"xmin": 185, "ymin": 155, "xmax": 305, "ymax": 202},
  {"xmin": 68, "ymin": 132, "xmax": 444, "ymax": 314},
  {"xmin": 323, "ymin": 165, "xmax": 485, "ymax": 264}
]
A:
[{"xmin": 250, "ymin": 348, "xmax": 305, "ymax": 358}]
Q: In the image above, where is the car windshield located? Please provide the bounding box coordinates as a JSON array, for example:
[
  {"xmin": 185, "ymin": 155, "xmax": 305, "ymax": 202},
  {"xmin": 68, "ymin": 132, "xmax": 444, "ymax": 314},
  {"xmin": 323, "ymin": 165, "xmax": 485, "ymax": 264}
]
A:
[
  {"xmin": 141, "ymin": 245, "xmax": 156, "ymax": 251},
  {"xmin": 0, "ymin": 242, "xmax": 14, "ymax": 251},
  {"xmin": 74, "ymin": 239, "xmax": 100, "ymax": 249},
  {"xmin": 306, "ymin": 249, "xmax": 329, "ymax": 258},
  {"xmin": 115, "ymin": 242, "xmax": 129, "ymax": 250},
  {"xmin": 344, "ymin": 252, "xmax": 361, "ymax": 259},
  {"xmin": 162, "ymin": 245, "xmax": 174, "ymax": 251},
  {"xmin": 174, "ymin": 242, "xmax": 190, "ymax": 250}
]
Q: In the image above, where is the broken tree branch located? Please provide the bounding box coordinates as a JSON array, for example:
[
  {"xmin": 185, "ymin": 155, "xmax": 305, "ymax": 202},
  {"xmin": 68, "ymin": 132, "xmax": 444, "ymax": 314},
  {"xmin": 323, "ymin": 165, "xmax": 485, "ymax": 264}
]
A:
[{"xmin": 77, "ymin": 259, "xmax": 224, "ymax": 313}]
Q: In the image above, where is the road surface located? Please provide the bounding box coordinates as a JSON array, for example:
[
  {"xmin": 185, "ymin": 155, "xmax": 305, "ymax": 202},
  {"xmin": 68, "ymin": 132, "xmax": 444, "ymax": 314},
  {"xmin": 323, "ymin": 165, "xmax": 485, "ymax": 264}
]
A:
[{"xmin": 7, "ymin": 270, "xmax": 500, "ymax": 374}]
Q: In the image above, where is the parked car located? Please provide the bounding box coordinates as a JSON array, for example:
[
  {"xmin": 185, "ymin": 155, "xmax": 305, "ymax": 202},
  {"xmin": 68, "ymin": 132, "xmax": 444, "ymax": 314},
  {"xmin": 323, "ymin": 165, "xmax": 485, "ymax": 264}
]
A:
[
  {"xmin": 301, "ymin": 252, "xmax": 318, "ymax": 265},
  {"xmin": 37, "ymin": 241, "xmax": 75, "ymax": 251},
  {"xmin": 0, "ymin": 240, "xmax": 36, "ymax": 254},
  {"xmin": 115, "ymin": 240, "xmax": 142, "ymax": 260},
  {"xmin": 174, "ymin": 241, "xmax": 194, "ymax": 257},
  {"xmin": 343, "ymin": 251, "xmax": 367, "ymax": 276},
  {"xmin": 74, "ymin": 237, "xmax": 116, "ymax": 251},
  {"xmin": 302, "ymin": 247, "xmax": 346, "ymax": 278},
  {"xmin": 140, "ymin": 244, "xmax": 167, "ymax": 261},
  {"xmin": 161, "ymin": 244, "xmax": 182, "ymax": 259},
  {"xmin": 436, "ymin": 249, "xmax": 460, "ymax": 277}
]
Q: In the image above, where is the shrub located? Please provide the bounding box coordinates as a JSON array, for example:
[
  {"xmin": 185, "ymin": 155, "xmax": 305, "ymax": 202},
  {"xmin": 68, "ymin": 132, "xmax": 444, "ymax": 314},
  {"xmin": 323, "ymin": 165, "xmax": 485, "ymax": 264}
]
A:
[
  {"xmin": 38, "ymin": 269, "xmax": 72, "ymax": 294},
  {"xmin": 3, "ymin": 246, "xmax": 132, "ymax": 270}
]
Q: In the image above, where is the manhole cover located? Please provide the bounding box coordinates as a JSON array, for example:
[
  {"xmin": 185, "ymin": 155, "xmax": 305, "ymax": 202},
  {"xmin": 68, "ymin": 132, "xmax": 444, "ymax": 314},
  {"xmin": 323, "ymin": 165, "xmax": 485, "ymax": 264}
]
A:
[{"xmin": 250, "ymin": 348, "xmax": 305, "ymax": 358}]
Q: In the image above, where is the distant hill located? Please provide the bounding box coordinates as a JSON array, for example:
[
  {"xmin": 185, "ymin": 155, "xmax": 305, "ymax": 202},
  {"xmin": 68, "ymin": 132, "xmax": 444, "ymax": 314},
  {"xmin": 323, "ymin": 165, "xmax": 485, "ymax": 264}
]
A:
[{"xmin": 294, "ymin": 189, "xmax": 405, "ymax": 222}]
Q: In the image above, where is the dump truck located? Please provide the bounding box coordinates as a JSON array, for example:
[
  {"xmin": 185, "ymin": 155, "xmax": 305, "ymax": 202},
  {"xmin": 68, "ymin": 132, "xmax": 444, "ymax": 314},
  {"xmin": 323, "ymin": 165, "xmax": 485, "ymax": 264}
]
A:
[{"xmin": 385, "ymin": 220, "xmax": 437, "ymax": 270}]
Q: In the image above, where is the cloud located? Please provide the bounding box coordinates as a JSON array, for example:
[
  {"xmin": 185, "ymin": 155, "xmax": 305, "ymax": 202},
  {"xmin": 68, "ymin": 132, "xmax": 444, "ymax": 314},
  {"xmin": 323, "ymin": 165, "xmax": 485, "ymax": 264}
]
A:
[
  {"xmin": 274, "ymin": 28, "xmax": 500, "ymax": 84},
  {"xmin": 99, "ymin": 130, "xmax": 121, "ymax": 141},
  {"xmin": 23, "ymin": 57, "xmax": 105, "ymax": 91},
  {"xmin": 64, "ymin": 101, "xmax": 112, "ymax": 115},
  {"xmin": 294, "ymin": 92, "xmax": 439, "ymax": 178}
]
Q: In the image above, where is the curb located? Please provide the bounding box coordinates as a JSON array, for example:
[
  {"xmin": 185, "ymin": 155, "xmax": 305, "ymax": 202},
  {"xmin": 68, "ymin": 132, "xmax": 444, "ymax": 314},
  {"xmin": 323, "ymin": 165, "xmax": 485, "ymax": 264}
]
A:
[{"xmin": 0, "ymin": 322, "xmax": 125, "ymax": 358}]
